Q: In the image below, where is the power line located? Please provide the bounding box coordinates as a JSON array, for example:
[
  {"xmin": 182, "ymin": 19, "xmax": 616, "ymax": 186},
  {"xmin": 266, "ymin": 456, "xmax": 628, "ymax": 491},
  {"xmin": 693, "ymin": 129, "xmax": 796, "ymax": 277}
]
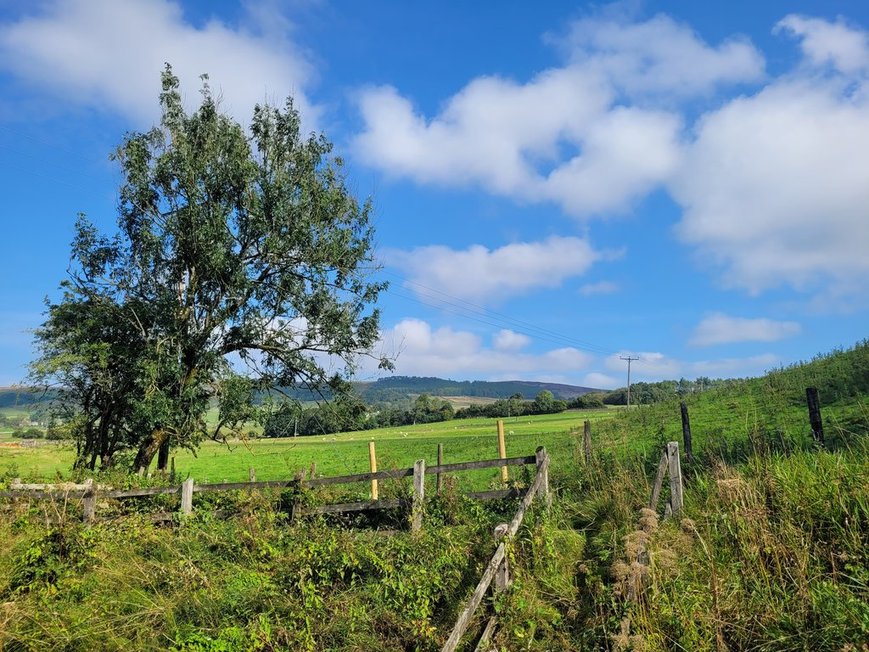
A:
[{"xmin": 380, "ymin": 270, "xmax": 618, "ymax": 356}]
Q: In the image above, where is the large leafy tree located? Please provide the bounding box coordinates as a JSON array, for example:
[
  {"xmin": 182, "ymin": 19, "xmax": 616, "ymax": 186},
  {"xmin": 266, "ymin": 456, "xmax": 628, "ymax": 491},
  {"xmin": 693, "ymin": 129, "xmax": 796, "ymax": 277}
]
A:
[{"xmin": 33, "ymin": 66, "xmax": 388, "ymax": 471}]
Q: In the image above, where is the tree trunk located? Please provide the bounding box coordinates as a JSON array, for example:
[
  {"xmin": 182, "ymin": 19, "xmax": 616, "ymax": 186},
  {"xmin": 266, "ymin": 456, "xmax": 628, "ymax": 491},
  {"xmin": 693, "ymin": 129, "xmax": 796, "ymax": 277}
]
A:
[
  {"xmin": 133, "ymin": 428, "xmax": 166, "ymax": 472},
  {"xmin": 157, "ymin": 439, "xmax": 170, "ymax": 471}
]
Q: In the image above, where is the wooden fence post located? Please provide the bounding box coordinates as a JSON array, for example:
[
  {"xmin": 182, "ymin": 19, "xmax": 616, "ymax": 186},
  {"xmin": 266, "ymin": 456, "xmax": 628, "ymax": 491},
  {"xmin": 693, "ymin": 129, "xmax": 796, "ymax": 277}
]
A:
[
  {"xmin": 369, "ymin": 441, "xmax": 378, "ymax": 500},
  {"xmin": 248, "ymin": 467, "xmax": 256, "ymax": 483},
  {"xmin": 666, "ymin": 442, "xmax": 683, "ymax": 516},
  {"xmin": 535, "ymin": 446, "xmax": 551, "ymax": 508},
  {"xmin": 494, "ymin": 523, "xmax": 510, "ymax": 592},
  {"xmin": 805, "ymin": 387, "xmax": 824, "ymax": 446},
  {"xmin": 649, "ymin": 450, "xmax": 668, "ymax": 510},
  {"xmin": 583, "ymin": 420, "xmax": 592, "ymax": 463},
  {"xmin": 437, "ymin": 443, "xmax": 444, "ymax": 495},
  {"xmin": 169, "ymin": 457, "xmax": 176, "ymax": 484},
  {"xmin": 680, "ymin": 401, "xmax": 694, "ymax": 463},
  {"xmin": 412, "ymin": 459, "xmax": 425, "ymax": 532},
  {"xmin": 82, "ymin": 478, "xmax": 96, "ymax": 523},
  {"xmin": 181, "ymin": 478, "xmax": 194, "ymax": 515},
  {"xmin": 497, "ymin": 420, "xmax": 508, "ymax": 483},
  {"xmin": 309, "ymin": 462, "xmax": 317, "ymax": 479}
]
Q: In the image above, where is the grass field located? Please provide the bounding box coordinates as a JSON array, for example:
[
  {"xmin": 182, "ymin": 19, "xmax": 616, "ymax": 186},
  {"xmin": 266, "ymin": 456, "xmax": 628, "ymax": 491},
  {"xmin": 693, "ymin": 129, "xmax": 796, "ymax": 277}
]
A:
[{"xmin": 0, "ymin": 409, "xmax": 617, "ymax": 486}]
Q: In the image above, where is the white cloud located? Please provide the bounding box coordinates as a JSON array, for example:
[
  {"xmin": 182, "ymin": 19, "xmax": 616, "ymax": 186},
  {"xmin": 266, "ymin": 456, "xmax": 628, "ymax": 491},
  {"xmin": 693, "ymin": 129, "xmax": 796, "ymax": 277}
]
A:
[
  {"xmin": 0, "ymin": 0, "xmax": 316, "ymax": 126},
  {"xmin": 776, "ymin": 14, "xmax": 869, "ymax": 75},
  {"xmin": 373, "ymin": 318, "xmax": 593, "ymax": 379},
  {"xmin": 353, "ymin": 11, "xmax": 762, "ymax": 218},
  {"xmin": 579, "ymin": 280, "xmax": 619, "ymax": 296},
  {"xmin": 493, "ymin": 329, "xmax": 530, "ymax": 352},
  {"xmin": 581, "ymin": 372, "xmax": 620, "ymax": 389},
  {"xmin": 690, "ymin": 313, "xmax": 801, "ymax": 346},
  {"xmin": 386, "ymin": 236, "xmax": 616, "ymax": 303},
  {"xmin": 671, "ymin": 77, "xmax": 869, "ymax": 294},
  {"xmin": 605, "ymin": 350, "xmax": 783, "ymax": 381},
  {"xmin": 559, "ymin": 12, "xmax": 765, "ymax": 99}
]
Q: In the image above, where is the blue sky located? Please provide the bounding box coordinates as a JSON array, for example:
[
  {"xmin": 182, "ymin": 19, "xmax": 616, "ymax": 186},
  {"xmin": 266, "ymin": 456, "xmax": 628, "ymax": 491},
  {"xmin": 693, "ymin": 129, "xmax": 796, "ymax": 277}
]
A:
[{"xmin": 0, "ymin": 0, "xmax": 867, "ymax": 388}]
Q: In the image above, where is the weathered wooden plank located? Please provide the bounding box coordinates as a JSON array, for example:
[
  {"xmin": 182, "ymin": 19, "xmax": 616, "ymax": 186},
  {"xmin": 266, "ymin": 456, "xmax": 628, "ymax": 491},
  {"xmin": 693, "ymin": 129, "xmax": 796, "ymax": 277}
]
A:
[
  {"xmin": 437, "ymin": 443, "xmax": 444, "ymax": 495},
  {"xmin": 305, "ymin": 468, "xmax": 414, "ymax": 487},
  {"xmin": 497, "ymin": 420, "xmax": 508, "ymax": 483},
  {"xmin": 104, "ymin": 486, "xmax": 181, "ymax": 498},
  {"xmin": 667, "ymin": 442, "xmax": 683, "ymax": 516},
  {"xmin": 82, "ymin": 479, "xmax": 95, "ymax": 523},
  {"xmin": 412, "ymin": 459, "xmax": 426, "ymax": 532},
  {"xmin": 536, "ymin": 447, "xmax": 550, "ymax": 508},
  {"xmin": 193, "ymin": 480, "xmax": 296, "ymax": 493},
  {"xmin": 473, "ymin": 617, "xmax": 498, "ymax": 652},
  {"xmin": 426, "ymin": 455, "xmax": 535, "ymax": 475},
  {"xmin": 441, "ymin": 542, "xmax": 506, "ymax": 652},
  {"xmin": 298, "ymin": 498, "xmax": 404, "ymax": 515},
  {"xmin": 441, "ymin": 452, "xmax": 550, "ymax": 652},
  {"xmin": 180, "ymin": 478, "xmax": 194, "ymax": 515},
  {"xmin": 649, "ymin": 451, "xmax": 668, "ymax": 510}
]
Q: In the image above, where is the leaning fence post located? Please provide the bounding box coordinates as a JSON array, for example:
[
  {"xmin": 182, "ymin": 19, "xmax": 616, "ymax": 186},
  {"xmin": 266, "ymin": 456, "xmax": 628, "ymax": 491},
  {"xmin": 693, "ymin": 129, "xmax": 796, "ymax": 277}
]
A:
[
  {"xmin": 666, "ymin": 442, "xmax": 683, "ymax": 516},
  {"xmin": 369, "ymin": 441, "xmax": 379, "ymax": 500},
  {"xmin": 680, "ymin": 401, "xmax": 694, "ymax": 463},
  {"xmin": 82, "ymin": 478, "xmax": 96, "ymax": 523},
  {"xmin": 535, "ymin": 446, "xmax": 551, "ymax": 507},
  {"xmin": 412, "ymin": 459, "xmax": 426, "ymax": 532},
  {"xmin": 436, "ymin": 443, "xmax": 444, "ymax": 495},
  {"xmin": 497, "ymin": 420, "xmax": 508, "ymax": 483},
  {"xmin": 805, "ymin": 387, "xmax": 825, "ymax": 446},
  {"xmin": 649, "ymin": 450, "xmax": 668, "ymax": 510},
  {"xmin": 181, "ymin": 477, "xmax": 194, "ymax": 515},
  {"xmin": 583, "ymin": 420, "xmax": 592, "ymax": 463},
  {"xmin": 494, "ymin": 523, "xmax": 510, "ymax": 592}
]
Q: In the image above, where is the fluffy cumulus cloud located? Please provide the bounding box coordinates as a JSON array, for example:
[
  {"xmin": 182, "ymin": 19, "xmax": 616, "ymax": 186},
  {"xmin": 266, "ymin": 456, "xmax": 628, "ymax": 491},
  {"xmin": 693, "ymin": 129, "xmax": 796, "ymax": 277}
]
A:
[
  {"xmin": 354, "ymin": 12, "xmax": 762, "ymax": 218},
  {"xmin": 493, "ymin": 329, "xmax": 531, "ymax": 352},
  {"xmin": 0, "ymin": 0, "xmax": 315, "ymax": 125},
  {"xmin": 385, "ymin": 236, "xmax": 617, "ymax": 303},
  {"xmin": 690, "ymin": 313, "xmax": 801, "ymax": 347},
  {"xmin": 372, "ymin": 318, "xmax": 593, "ymax": 379},
  {"xmin": 669, "ymin": 16, "xmax": 869, "ymax": 297}
]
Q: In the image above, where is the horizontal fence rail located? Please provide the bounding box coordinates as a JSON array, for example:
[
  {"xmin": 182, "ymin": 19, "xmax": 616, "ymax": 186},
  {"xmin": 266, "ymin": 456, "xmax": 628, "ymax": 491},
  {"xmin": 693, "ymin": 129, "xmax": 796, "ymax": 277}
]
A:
[{"xmin": 0, "ymin": 452, "xmax": 542, "ymax": 526}]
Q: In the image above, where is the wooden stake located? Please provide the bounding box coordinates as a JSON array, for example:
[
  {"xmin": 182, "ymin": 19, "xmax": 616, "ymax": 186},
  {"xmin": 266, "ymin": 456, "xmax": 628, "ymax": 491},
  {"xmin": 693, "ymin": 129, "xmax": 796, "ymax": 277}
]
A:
[
  {"xmin": 535, "ymin": 446, "xmax": 551, "ymax": 508},
  {"xmin": 82, "ymin": 478, "xmax": 95, "ymax": 523},
  {"xmin": 369, "ymin": 441, "xmax": 378, "ymax": 500},
  {"xmin": 412, "ymin": 459, "xmax": 425, "ymax": 532},
  {"xmin": 680, "ymin": 401, "xmax": 694, "ymax": 463},
  {"xmin": 248, "ymin": 467, "xmax": 256, "ymax": 483},
  {"xmin": 181, "ymin": 478, "xmax": 194, "ymax": 515},
  {"xmin": 666, "ymin": 442, "xmax": 683, "ymax": 516},
  {"xmin": 494, "ymin": 523, "xmax": 510, "ymax": 592},
  {"xmin": 649, "ymin": 451, "xmax": 668, "ymax": 510},
  {"xmin": 806, "ymin": 387, "xmax": 824, "ymax": 446},
  {"xmin": 497, "ymin": 420, "xmax": 508, "ymax": 483},
  {"xmin": 437, "ymin": 443, "xmax": 444, "ymax": 495},
  {"xmin": 583, "ymin": 420, "xmax": 592, "ymax": 463}
]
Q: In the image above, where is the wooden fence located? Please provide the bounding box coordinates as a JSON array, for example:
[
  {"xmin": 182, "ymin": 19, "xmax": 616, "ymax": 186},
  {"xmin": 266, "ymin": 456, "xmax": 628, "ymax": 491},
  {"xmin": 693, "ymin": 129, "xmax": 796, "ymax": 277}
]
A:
[
  {"xmin": 442, "ymin": 447, "xmax": 550, "ymax": 652},
  {"xmin": 0, "ymin": 450, "xmax": 546, "ymax": 532}
]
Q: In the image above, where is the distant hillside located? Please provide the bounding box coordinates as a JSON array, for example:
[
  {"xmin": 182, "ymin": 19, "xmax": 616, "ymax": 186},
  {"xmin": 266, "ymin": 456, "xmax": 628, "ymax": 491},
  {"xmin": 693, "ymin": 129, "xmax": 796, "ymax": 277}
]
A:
[
  {"xmin": 355, "ymin": 376, "xmax": 599, "ymax": 403},
  {"xmin": 0, "ymin": 387, "xmax": 57, "ymax": 410}
]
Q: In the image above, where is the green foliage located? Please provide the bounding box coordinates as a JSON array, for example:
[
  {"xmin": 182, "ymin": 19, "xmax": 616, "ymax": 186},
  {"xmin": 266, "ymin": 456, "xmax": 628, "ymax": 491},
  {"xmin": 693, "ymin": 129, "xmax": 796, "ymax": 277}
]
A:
[{"xmin": 31, "ymin": 64, "xmax": 387, "ymax": 472}]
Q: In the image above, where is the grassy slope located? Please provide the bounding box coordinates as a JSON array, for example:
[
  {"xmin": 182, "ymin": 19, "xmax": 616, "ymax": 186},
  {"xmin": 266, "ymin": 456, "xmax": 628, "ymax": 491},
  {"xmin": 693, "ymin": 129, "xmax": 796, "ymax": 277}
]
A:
[{"xmin": 0, "ymin": 343, "xmax": 866, "ymax": 650}]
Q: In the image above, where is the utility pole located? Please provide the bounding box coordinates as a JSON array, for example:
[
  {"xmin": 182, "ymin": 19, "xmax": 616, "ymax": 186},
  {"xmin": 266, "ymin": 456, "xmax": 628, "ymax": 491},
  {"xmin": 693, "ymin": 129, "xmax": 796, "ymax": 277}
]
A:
[{"xmin": 620, "ymin": 355, "xmax": 639, "ymax": 407}]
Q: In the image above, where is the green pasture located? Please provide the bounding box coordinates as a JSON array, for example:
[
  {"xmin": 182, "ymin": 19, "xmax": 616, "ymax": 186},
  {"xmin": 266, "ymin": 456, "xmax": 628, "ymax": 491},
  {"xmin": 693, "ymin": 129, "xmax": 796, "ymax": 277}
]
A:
[{"xmin": 0, "ymin": 409, "xmax": 616, "ymax": 485}]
